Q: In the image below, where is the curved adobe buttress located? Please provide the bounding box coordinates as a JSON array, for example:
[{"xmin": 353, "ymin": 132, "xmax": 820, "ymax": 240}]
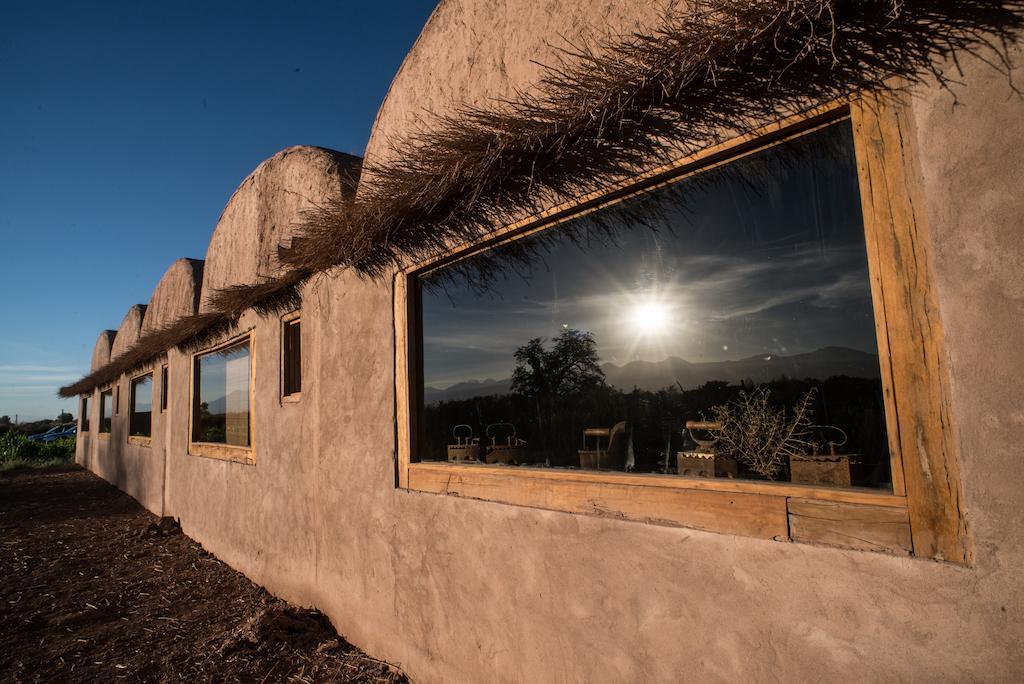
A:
[
  {"xmin": 110, "ymin": 304, "xmax": 148, "ymax": 361},
  {"xmin": 91, "ymin": 330, "xmax": 117, "ymax": 373},
  {"xmin": 360, "ymin": 0, "xmax": 669, "ymax": 181},
  {"xmin": 200, "ymin": 146, "xmax": 361, "ymax": 313},
  {"xmin": 142, "ymin": 258, "xmax": 205, "ymax": 335}
]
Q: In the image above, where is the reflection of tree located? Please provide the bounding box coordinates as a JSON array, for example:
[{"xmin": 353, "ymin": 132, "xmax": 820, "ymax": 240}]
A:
[
  {"xmin": 511, "ymin": 329, "xmax": 605, "ymax": 398},
  {"xmin": 197, "ymin": 401, "xmax": 225, "ymax": 443},
  {"xmin": 511, "ymin": 329, "xmax": 605, "ymax": 463}
]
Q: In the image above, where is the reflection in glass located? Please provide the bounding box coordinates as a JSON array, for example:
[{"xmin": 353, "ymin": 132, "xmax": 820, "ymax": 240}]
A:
[
  {"xmin": 130, "ymin": 374, "xmax": 153, "ymax": 437},
  {"xmin": 81, "ymin": 396, "xmax": 90, "ymax": 432},
  {"xmin": 100, "ymin": 389, "xmax": 112, "ymax": 433},
  {"xmin": 192, "ymin": 340, "xmax": 251, "ymax": 446},
  {"xmin": 417, "ymin": 120, "xmax": 891, "ymax": 489}
]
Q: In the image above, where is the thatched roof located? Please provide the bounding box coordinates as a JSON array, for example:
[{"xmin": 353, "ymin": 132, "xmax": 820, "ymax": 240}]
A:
[{"xmin": 60, "ymin": 0, "xmax": 1024, "ymax": 398}]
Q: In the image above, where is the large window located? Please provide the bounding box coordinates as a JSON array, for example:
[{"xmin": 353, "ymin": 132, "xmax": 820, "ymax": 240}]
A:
[
  {"xmin": 191, "ymin": 336, "xmax": 252, "ymax": 455},
  {"xmin": 282, "ymin": 316, "xmax": 302, "ymax": 398},
  {"xmin": 129, "ymin": 373, "xmax": 153, "ymax": 439},
  {"xmin": 415, "ymin": 120, "xmax": 888, "ymax": 490},
  {"xmin": 400, "ymin": 101, "xmax": 969, "ymax": 562},
  {"xmin": 80, "ymin": 396, "xmax": 90, "ymax": 433},
  {"xmin": 99, "ymin": 389, "xmax": 112, "ymax": 434}
]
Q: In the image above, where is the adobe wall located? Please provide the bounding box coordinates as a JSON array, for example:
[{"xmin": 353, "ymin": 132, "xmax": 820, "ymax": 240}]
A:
[
  {"xmin": 75, "ymin": 2, "xmax": 1024, "ymax": 682},
  {"xmin": 328, "ymin": 5, "xmax": 1021, "ymax": 681}
]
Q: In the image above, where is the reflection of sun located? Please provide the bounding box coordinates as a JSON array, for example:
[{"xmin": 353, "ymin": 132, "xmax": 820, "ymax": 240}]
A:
[
  {"xmin": 624, "ymin": 291, "xmax": 681, "ymax": 364},
  {"xmin": 631, "ymin": 301, "xmax": 671, "ymax": 335}
]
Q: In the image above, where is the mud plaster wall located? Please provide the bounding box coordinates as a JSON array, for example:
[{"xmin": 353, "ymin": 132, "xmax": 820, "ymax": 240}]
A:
[{"xmin": 77, "ymin": 2, "xmax": 1024, "ymax": 682}]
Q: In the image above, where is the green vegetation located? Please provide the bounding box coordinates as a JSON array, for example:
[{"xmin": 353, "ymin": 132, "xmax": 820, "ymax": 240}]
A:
[{"xmin": 0, "ymin": 431, "xmax": 75, "ymax": 471}]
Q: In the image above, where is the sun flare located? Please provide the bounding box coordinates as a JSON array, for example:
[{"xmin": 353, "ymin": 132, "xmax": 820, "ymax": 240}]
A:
[{"xmin": 631, "ymin": 300, "xmax": 671, "ymax": 335}]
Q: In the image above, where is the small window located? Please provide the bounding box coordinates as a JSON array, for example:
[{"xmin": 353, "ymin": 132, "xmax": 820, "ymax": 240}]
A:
[
  {"xmin": 129, "ymin": 373, "xmax": 153, "ymax": 438},
  {"xmin": 115, "ymin": 385, "xmax": 120, "ymax": 414},
  {"xmin": 99, "ymin": 389, "xmax": 113, "ymax": 433},
  {"xmin": 192, "ymin": 337, "xmax": 252, "ymax": 448},
  {"xmin": 282, "ymin": 317, "xmax": 302, "ymax": 398},
  {"xmin": 80, "ymin": 396, "xmax": 90, "ymax": 433},
  {"xmin": 160, "ymin": 365, "xmax": 169, "ymax": 413}
]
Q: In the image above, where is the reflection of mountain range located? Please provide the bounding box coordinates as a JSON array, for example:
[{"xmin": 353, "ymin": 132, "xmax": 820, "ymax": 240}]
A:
[
  {"xmin": 424, "ymin": 346, "xmax": 880, "ymax": 404},
  {"xmin": 203, "ymin": 389, "xmax": 249, "ymax": 415}
]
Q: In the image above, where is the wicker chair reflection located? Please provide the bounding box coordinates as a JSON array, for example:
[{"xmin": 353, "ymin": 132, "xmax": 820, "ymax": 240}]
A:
[{"xmin": 578, "ymin": 421, "xmax": 628, "ymax": 470}]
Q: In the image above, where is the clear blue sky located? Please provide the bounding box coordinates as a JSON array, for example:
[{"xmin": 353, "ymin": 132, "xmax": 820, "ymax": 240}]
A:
[{"xmin": 0, "ymin": 1, "xmax": 437, "ymax": 421}]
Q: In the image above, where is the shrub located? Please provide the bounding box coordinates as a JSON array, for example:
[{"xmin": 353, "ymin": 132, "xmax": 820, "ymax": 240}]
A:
[{"xmin": 0, "ymin": 432, "xmax": 75, "ymax": 469}]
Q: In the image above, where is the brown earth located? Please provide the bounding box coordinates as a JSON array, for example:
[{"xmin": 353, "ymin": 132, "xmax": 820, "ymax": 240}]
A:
[{"xmin": 0, "ymin": 465, "xmax": 407, "ymax": 683}]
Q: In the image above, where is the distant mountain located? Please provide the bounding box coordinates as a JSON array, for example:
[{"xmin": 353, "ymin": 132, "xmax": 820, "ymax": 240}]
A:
[
  {"xmin": 602, "ymin": 346, "xmax": 880, "ymax": 392},
  {"xmin": 203, "ymin": 389, "xmax": 249, "ymax": 415},
  {"xmin": 424, "ymin": 378, "xmax": 511, "ymax": 404},
  {"xmin": 423, "ymin": 347, "xmax": 880, "ymax": 404}
]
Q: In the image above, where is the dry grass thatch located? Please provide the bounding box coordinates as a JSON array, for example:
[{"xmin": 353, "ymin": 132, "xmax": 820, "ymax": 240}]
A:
[
  {"xmin": 281, "ymin": 0, "xmax": 1024, "ymax": 278},
  {"xmin": 60, "ymin": 0, "xmax": 1024, "ymax": 398},
  {"xmin": 59, "ymin": 313, "xmax": 234, "ymax": 397}
]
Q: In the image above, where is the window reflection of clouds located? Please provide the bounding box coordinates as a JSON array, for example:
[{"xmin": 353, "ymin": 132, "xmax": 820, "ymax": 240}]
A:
[
  {"xmin": 194, "ymin": 342, "xmax": 250, "ymax": 446},
  {"xmin": 133, "ymin": 376, "xmax": 152, "ymax": 413},
  {"xmin": 422, "ymin": 121, "xmax": 876, "ymax": 390}
]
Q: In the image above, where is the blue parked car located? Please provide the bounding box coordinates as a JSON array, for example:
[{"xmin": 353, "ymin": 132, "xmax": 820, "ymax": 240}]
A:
[{"xmin": 27, "ymin": 423, "xmax": 77, "ymax": 443}]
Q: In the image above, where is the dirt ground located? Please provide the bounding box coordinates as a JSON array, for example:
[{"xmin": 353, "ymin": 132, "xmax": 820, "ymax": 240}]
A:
[{"xmin": 0, "ymin": 466, "xmax": 407, "ymax": 683}]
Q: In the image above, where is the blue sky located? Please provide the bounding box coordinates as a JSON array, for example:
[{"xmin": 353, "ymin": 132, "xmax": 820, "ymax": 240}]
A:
[{"xmin": 0, "ymin": 1, "xmax": 437, "ymax": 421}]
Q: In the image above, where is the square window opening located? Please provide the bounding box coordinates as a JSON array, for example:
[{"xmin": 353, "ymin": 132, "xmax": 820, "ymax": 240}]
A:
[
  {"xmin": 192, "ymin": 338, "xmax": 252, "ymax": 448},
  {"xmin": 130, "ymin": 373, "xmax": 153, "ymax": 438},
  {"xmin": 99, "ymin": 389, "xmax": 113, "ymax": 434}
]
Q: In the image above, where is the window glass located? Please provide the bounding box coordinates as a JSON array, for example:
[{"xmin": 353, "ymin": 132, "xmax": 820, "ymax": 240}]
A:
[
  {"xmin": 99, "ymin": 389, "xmax": 112, "ymax": 433},
  {"xmin": 416, "ymin": 120, "xmax": 890, "ymax": 489},
  {"xmin": 192, "ymin": 340, "xmax": 251, "ymax": 446},
  {"xmin": 283, "ymin": 319, "xmax": 302, "ymax": 396},
  {"xmin": 81, "ymin": 396, "xmax": 90, "ymax": 432},
  {"xmin": 130, "ymin": 374, "xmax": 153, "ymax": 437}
]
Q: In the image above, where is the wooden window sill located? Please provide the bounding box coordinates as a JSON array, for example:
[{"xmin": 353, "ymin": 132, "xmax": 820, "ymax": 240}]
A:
[
  {"xmin": 128, "ymin": 436, "xmax": 151, "ymax": 447},
  {"xmin": 98, "ymin": 433, "xmax": 110, "ymax": 441},
  {"xmin": 188, "ymin": 442, "xmax": 254, "ymax": 465},
  {"xmin": 406, "ymin": 461, "xmax": 911, "ymax": 555},
  {"xmin": 281, "ymin": 392, "xmax": 302, "ymax": 404}
]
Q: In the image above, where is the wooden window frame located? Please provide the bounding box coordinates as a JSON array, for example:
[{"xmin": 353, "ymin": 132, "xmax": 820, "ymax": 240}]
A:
[
  {"xmin": 127, "ymin": 371, "xmax": 153, "ymax": 447},
  {"xmin": 98, "ymin": 387, "xmax": 113, "ymax": 439},
  {"xmin": 394, "ymin": 95, "xmax": 968, "ymax": 563},
  {"xmin": 160, "ymin": 364, "xmax": 169, "ymax": 414},
  {"xmin": 280, "ymin": 311, "xmax": 302, "ymax": 403},
  {"xmin": 188, "ymin": 331, "xmax": 256, "ymax": 465}
]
